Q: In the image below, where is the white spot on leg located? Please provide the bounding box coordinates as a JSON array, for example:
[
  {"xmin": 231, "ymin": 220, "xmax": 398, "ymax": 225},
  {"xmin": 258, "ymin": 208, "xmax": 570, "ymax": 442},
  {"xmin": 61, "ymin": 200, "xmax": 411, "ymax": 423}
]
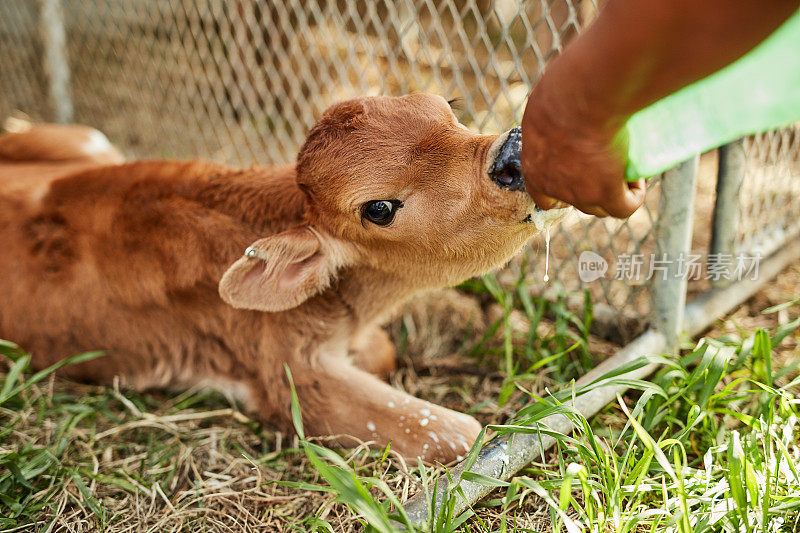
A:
[
  {"xmin": 420, "ymin": 408, "xmax": 431, "ymax": 417},
  {"xmin": 366, "ymin": 421, "xmax": 376, "ymax": 432},
  {"xmin": 428, "ymin": 431, "xmax": 440, "ymax": 443},
  {"xmin": 82, "ymin": 129, "xmax": 113, "ymax": 156},
  {"xmin": 405, "ymin": 428, "xmax": 410, "ymax": 434},
  {"xmin": 419, "ymin": 418, "xmax": 429, "ymax": 427},
  {"xmin": 387, "ymin": 401, "xmax": 395, "ymax": 408}
]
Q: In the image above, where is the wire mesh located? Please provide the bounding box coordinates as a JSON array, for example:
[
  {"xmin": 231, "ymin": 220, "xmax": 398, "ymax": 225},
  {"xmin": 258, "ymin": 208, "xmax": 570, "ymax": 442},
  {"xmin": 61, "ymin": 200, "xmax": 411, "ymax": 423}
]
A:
[
  {"xmin": 737, "ymin": 126, "xmax": 800, "ymax": 256},
  {"xmin": 49, "ymin": 0, "xmax": 599, "ymax": 163},
  {"xmin": 0, "ymin": 0, "xmax": 796, "ymax": 344},
  {"xmin": 0, "ymin": 1, "xmax": 48, "ymax": 122}
]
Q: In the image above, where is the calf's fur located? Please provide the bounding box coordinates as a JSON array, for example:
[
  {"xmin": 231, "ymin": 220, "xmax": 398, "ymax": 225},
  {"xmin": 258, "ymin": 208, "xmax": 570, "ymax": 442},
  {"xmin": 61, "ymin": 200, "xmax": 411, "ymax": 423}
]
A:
[{"xmin": 0, "ymin": 95, "xmax": 557, "ymax": 462}]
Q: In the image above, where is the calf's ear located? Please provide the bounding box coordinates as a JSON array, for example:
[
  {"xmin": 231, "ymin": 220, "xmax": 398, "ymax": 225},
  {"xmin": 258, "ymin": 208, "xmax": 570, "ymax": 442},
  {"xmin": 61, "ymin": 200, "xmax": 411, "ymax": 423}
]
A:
[{"xmin": 219, "ymin": 227, "xmax": 350, "ymax": 312}]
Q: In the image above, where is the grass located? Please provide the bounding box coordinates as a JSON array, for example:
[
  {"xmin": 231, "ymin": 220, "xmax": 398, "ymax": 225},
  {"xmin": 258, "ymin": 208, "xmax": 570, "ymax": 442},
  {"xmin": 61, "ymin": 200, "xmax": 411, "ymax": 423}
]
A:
[
  {"xmin": 0, "ymin": 267, "xmax": 799, "ymax": 531},
  {"xmin": 287, "ymin": 296, "xmax": 800, "ymax": 533}
]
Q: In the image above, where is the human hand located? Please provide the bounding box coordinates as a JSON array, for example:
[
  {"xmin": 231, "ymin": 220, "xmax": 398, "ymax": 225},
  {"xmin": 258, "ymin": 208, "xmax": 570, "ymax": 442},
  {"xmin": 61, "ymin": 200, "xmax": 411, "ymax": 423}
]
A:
[
  {"xmin": 520, "ymin": 86, "xmax": 646, "ymax": 218},
  {"xmin": 518, "ymin": 0, "xmax": 794, "ymax": 218}
]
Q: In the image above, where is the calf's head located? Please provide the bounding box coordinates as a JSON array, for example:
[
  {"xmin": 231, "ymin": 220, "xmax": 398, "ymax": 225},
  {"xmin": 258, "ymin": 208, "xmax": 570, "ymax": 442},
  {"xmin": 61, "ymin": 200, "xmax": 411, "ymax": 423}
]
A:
[{"xmin": 220, "ymin": 94, "xmax": 566, "ymax": 313}]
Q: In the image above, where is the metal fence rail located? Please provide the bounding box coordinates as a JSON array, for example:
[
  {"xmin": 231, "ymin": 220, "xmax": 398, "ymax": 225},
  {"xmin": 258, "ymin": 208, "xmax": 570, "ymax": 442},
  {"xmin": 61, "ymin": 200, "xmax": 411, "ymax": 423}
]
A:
[{"xmin": 1, "ymin": 0, "xmax": 799, "ymax": 525}]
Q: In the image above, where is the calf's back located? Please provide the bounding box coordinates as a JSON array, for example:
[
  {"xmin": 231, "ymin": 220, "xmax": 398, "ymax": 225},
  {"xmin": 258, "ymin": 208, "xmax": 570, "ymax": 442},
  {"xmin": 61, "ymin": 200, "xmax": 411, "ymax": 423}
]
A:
[{"xmin": 0, "ymin": 155, "xmax": 306, "ymax": 394}]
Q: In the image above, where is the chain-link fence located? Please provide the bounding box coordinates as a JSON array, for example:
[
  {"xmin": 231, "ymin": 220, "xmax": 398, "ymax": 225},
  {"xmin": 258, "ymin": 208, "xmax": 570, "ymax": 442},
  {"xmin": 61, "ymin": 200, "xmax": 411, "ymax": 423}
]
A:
[
  {"xmin": 738, "ymin": 129, "xmax": 800, "ymax": 256},
  {"xmin": 1, "ymin": 0, "xmax": 798, "ymax": 346}
]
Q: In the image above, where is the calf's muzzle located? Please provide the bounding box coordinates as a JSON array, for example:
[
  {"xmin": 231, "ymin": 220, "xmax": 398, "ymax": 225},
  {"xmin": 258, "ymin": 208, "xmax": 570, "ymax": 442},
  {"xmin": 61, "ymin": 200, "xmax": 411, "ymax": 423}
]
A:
[{"xmin": 488, "ymin": 126, "xmax": 525, "ymax": 192}]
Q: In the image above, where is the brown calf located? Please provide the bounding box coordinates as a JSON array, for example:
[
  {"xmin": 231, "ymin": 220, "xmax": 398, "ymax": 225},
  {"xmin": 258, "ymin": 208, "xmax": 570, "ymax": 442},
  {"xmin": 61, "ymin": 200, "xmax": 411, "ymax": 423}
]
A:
[{"xmin": 0, "ymin": 95, "xmax": 565, "ymax": 462}]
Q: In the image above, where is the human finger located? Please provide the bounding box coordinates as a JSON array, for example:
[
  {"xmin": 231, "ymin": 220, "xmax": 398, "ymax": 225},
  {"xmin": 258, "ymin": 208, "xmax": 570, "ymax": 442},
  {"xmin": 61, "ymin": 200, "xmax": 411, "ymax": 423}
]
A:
[
  {"xmin": 529, "ymin": 190, "xmax": 568, "ymax": 211},
  {"xmin": 599, "ymin": 178, "xmax": 646, "ymax": 218}
]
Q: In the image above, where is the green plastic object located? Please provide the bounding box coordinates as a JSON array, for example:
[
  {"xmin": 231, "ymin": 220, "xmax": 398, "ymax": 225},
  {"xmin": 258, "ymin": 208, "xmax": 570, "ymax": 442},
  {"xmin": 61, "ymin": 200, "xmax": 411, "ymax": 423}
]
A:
[{"xmin": 623, "ymin": 8, "xmax": 800, "ymax": 181}]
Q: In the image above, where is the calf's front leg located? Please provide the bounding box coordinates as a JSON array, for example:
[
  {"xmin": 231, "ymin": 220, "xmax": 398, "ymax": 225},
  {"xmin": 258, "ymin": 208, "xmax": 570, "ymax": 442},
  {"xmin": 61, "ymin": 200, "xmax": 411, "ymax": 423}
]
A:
[{"xmin": 289, "ymin": 359, "xmax": 481, "ymax": 463}]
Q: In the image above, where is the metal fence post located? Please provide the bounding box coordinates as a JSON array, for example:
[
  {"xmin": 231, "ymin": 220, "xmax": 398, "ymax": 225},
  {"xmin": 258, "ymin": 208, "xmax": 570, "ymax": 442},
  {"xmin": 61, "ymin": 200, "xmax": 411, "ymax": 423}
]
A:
[
  {"xmin": 651, "ymin": 156, "xmax": 699, "ymax": 351},
  {"xmin": 709, "ymin": 140, "xmax": 746, "ymax": 288},
  {"xmin": 39, "ymin": 0, "xmax": 73, "ymax": 123}
]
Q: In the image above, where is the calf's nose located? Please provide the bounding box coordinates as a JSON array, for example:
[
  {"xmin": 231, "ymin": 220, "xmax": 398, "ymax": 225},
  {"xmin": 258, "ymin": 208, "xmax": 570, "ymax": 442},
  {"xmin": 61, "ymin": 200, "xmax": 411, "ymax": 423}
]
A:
[{"xmin": 489, "ymin": 126, "xmax": 525, "ymax": 192}]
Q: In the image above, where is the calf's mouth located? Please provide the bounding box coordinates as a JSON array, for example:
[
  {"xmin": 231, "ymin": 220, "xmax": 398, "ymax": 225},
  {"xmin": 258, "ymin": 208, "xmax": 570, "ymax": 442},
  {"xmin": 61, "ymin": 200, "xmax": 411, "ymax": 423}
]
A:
[{"xmin": 488, "ymin": 126, "xmax": 570, "ymax": 229}]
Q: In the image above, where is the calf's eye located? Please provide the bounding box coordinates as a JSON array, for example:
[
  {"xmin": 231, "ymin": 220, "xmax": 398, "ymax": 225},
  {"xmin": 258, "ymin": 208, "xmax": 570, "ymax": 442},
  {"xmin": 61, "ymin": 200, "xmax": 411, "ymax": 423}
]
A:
[{"xmin": 361, "ymin": 200, "xmax": 402, "ymax": 226}]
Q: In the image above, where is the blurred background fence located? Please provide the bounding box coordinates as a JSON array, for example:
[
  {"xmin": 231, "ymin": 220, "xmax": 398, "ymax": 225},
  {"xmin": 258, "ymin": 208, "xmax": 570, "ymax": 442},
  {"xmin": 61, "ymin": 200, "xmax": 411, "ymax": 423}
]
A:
[{"xmin": 1, "ymin": 0, "xmax": 798, "ymax": 347}]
